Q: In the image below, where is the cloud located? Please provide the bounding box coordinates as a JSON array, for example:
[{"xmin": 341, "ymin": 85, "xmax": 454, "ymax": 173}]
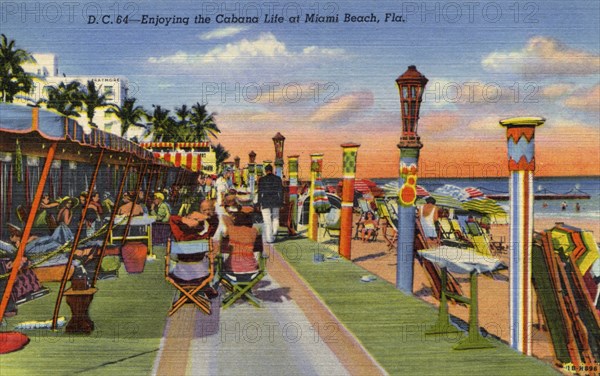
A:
[
  {"xmin": 420, "ymin": 111, "xmax": 463, "ymax": 134},
  {"xmin": 148, "ymin": 33, "xmax": 345, "ymax": 66},
  {"xmin": 564, "ymin": 84, "xmax": 600, "ymax": 111},
  {"xmin": 199, "ymin": 26, "xmax": 248, "ymax": 40},
  {"xmin": 482, "ymin": 36, "xmax": 600, "ymax": 76},
  {"xmin": 540, "ymin": 83, "xmax": 577, "ymax": 98},
  {"xmin": 309, "ymin": 91, "xmax": 374, "ymax": 124}
]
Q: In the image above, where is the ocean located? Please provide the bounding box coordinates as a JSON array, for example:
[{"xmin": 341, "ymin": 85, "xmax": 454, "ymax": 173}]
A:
[{"xmin": 327, "ymin": 176, "xmax": 600, "ymax": 221}]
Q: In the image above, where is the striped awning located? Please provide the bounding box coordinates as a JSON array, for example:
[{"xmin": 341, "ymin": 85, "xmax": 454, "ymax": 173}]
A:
[
  {"xmin": 153, "ymin": 151, "xmax": 202, "ymax": 172},
  {"xmin": 176, "ymin": 142, "xmax": 211, "ymax": 149},
  {"xmin": 139, "ymin": 142, "xmax": 174, "ymax": 148}
]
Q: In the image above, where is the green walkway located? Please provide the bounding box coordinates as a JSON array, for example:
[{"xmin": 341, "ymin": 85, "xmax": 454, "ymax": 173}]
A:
[
  {"xmin": 274, "ymin": 238, "xmax": 558, "ymax": 376},
  {"xmin": 1, "ymin": 247, "xmax": 172, "ymax": 376}
]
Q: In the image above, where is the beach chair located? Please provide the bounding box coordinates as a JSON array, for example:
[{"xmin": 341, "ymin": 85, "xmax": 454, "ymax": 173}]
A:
[
  {"xmin": 219, "ymin": 224, "xmax": 266, "ymax": 309},
  {"xmin": 436, "ymin": 218, "xmax": 470, "ymax": 248},
  {"xmin": 319, "ymin": 207, "xmax": 341, "ymax": 239},
  {"xmin": 354, "ymin": 199, "xmax": 378, "ymax": 241},
  {"xmin": 375, "ymin": 198, "xmax": 397, "ymax": 251},
  {"xmin": 465, "ymin": 221, "xmax": 495, "ymax": 257},
  {"xmin": 165, "ymin": 238, "xmax": 215, "ymax": 316}
]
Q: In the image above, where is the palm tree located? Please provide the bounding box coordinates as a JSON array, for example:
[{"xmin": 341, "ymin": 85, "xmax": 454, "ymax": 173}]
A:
[
  {"xmin": 80, "ymin": 80, "xmax": 109, "ymax": 128},
  {"xmin": 175, "ymin": 104, "xmax": 191, "ymax": 127},
  {"xmin": 107, "ymin": 97, "xmax": 147, "ymax": 137},
  {"xmin": 190, "ymin": 102, "xmax": 220, "ymax": 141},
  {"xmin": 44, "ymin": 81, "xmax": 83, "ymax": 117},
  {"xmin": 0, "ymin": 34, "xmax": 36, "ymax": 102},
  {"xmin": 213, "ymin": 143, "xmax": 230, "ymax": 168},
  {"xmin": 146, "ymin": 105, "xmax": 175, "ymax": 142}
]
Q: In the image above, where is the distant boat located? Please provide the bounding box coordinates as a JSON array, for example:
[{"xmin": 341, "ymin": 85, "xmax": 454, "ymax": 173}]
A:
[{"xmin": 486, "ymin": 187, "xmax": 591, "ymax": 201}]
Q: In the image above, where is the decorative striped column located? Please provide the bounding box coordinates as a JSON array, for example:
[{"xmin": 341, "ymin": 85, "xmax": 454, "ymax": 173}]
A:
[
  {"xmin": 500, "ymin": 116, "xmax": 545, "ymax": 355},
  {"xmin": 339, "ymin": 143, "xmax": 360, "ymax": 260},
  {"xmin": 248, "ymin": 151, "xmax": 257, "ymax": 200},
  {"xmin": 396, "ymin": 148, "xmax": 420, "ymax": 293},
  {"xmin": 248, "ymin": 163, "xmax": 256, "ymax": 199},
  {"xmin": 288, "ymin": 155, "xmax": 300, "ymax": 234},
  {"xmin": 308, "ymin": 153, "xmax": 323, "ymax": 241}
]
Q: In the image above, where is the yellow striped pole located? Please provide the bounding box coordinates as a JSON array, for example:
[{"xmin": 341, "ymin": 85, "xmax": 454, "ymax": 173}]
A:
[{"xmin": 308, "ymin": 153, "xmax": 323, "ymax": 241}]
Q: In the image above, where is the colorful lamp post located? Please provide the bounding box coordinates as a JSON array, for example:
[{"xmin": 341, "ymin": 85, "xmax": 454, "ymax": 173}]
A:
[
  {"xmin": 233, "ymin": 156, "xmax": 241, "ymax": 187},
  {"xmin": 395, "ymin": 65, "xmax": 428, "ymax": 294},
  {"xmin": 308, "ymin": 153, "xmax": 324, "ymax": 241},
  {"xmin": 500, "ymin": 116, "xmax": 545, "ymax": 355},
  {"xmin": 248, "ymin": 151, "xmax": 257, "ymax": 199},
  {"xmin": 339, "ymin": 143, "xmax": 360, "ymax": 260},
  {"xmin": 288, "ymin": 155, "xmax": 300, "ymax": 234},
  {"xmin": 272, "ymin": 132, "xmax": 286, "ymax": 178}
]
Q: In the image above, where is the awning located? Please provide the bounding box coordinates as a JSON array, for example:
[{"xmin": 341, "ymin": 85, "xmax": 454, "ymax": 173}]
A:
[
  {"xmin": 153, "ymin": 151, "xmax": 202, "ymax": 172},
  {"xmin": 0, "ymin": 104, "xmax": 155, "ymax": 162}
]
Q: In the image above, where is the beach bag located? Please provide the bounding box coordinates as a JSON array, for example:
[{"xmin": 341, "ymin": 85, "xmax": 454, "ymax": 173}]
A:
[{"xmin": 312, "ymin": 178, "xmax": 331, "ymax": 213}]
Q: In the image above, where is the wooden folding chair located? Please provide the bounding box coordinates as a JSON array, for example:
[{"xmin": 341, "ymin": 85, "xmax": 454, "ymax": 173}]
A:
[
  {"xmin": 319, "ymin": 208, "xmax": 341, "ymax": 239},
  {"xmin": 220, "ymin": 251, "xmax": 267, "ymax": 309},
  {"xmin": 375, "ymin": 198, "xmax": 397, "ymax": 251},
  {"xmin": 165, "ymin": 238, "xmax": 214, "ymax": 316}
]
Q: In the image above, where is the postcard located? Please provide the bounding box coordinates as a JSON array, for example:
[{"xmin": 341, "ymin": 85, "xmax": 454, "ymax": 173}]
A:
[{"xmin": 1, "ymin": 0, "xmax": 599, "ymax": 374}]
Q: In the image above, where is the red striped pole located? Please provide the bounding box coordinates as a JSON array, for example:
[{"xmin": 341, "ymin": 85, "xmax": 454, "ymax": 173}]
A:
[
  {"xmin": 500, "ymin": 116, "xmax": 545, "ymax": 355},
  {"xmin": 339, "ymin": 143, "xmax": 360, "ymax": 259}
]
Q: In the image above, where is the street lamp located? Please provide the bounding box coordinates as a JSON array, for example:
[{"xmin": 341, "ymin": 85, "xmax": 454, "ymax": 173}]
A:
[
  {"xmin": 248, "ymin": 151, "xmax": 257, "ymax": 200},
  {"xmin": 272, "ymin": 132, "xmax": 286, "ymax": 178},
  {"xmin": 395, "ymin": 65, "xmax": 428, "ymax": 294}
]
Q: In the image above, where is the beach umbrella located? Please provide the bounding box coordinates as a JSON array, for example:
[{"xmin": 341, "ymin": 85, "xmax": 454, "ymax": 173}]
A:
[
  {"xmin": 464, "ymin": 187, "xmax": 485, "ymax": 199},
  {"xmin": 462, "ymin": 198, "xmax": 506, "ymax": 215},
  {"xmin": 341, "ymin": 178, "xmax": 377, "ymax": 195},
  {"xmin": 429, "ymin": 193, "xmax": 465, "ymax": 210},
  {"xmin": 434, "ymin": 184, "xmax": 471, "ymax": 202}
]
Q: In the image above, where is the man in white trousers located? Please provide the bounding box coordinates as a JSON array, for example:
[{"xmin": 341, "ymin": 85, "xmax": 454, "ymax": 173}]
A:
[{"xmin": 257, "ymin": 164, "xmax": 283, "ymax": 243}]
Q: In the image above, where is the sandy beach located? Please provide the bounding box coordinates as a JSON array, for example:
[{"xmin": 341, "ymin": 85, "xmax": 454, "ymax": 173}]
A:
[{"xmin": 337, "ymin": 212, "xmax": 600, "ymax": 368}]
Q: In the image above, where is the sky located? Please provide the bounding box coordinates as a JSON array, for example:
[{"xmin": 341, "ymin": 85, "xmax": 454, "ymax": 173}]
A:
[{"xmin": 2, "ymin": 0, "xmax": 599, "ymax": 178}]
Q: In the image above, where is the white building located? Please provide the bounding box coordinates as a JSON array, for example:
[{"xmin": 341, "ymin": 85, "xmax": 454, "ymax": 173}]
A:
[{"xmin": 21, "ymin": 53, "xmax": 136, "ymax": 136}]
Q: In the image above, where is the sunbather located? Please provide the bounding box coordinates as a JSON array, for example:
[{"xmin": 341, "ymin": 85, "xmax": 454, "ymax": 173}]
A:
[{"xmin": 360, "ymin": 211, "xmax": 378, "ymax": 242}]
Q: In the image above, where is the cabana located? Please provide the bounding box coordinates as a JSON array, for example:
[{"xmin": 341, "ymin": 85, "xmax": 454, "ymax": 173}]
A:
[{"xmin": 0, "ymin": 104, "xmax": 197, "ymax": 331}]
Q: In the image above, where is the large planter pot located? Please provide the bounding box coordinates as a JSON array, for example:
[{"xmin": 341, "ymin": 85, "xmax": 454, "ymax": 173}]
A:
[{"xmin": 121, "ymin": 242, "xmax": 147, "ymax": 274}]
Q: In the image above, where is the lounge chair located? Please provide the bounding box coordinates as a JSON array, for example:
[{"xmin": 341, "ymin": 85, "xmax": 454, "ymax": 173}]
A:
[
  {"xmin": 465, "ymin": 220, "xmax": 503, "ymax": 257},
  {"xmin": 354, "ymin": 199, "xmax": 379, "ymax": 241},
  {"xmin": 375, "ymin": 198, "xmax": 397, "ymax": 251},
  {"xmin": 319, "ymin": 208, "xmax": 341, "ymax": 239},
  {"xmin": 435, "ymin": 218, "xmax": 471, "ymax": 248}
]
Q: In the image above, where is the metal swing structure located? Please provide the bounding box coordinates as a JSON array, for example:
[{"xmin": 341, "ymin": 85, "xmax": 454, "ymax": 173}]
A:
[{"xmin": 0, "ymin": 104, "xmax": 201, "ymax": 331}]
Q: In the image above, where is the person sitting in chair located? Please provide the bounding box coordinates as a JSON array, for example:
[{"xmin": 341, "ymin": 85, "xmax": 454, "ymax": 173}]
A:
[
  {"xmin": 169, "ymin": 200, "xmax": 219, "ymax": 242},
  {"xmin": 220, "ymin": 210, "xmax": 260, "ymax": 274},
  {"xmin": 117, "ymin": 191, "xmax": 144, "ymax": 217},
  {"xmin": 150, "ymin": 192, "xmax": 171, "ymax": 223},
  {"xmin": 360, "ymin": 211, "xmax": 378, "ymax": 242}
]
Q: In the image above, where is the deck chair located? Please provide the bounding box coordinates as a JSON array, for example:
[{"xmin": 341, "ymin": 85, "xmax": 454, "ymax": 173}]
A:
[
  {"xmin": 220, "ymin": 252, "xmax": 266, "ymax": 309},
  {"xmin": 219, "ymin": 216, "xmax": 267, "ymax": 309},
  {"xmin": 319, "ymin": 208, "xmax": 341, "ymax": 239},
  {"xmin": 354, "ymin": 199, "xmax": 379, "ymax": 241},
  {"xmin": 435, "ymin": 218, "xmax": 470, "ymax": 248},
  {"xmin": 465, "ymin": 221, "xmax": 494, "ymax": 257},
  {"xmin": 165, "ymin": 238, "xmax": 214, "ymax": 316},
  {"xmin": 375, "ymin": 198, "xmax": 397, "ymax": 251}
]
